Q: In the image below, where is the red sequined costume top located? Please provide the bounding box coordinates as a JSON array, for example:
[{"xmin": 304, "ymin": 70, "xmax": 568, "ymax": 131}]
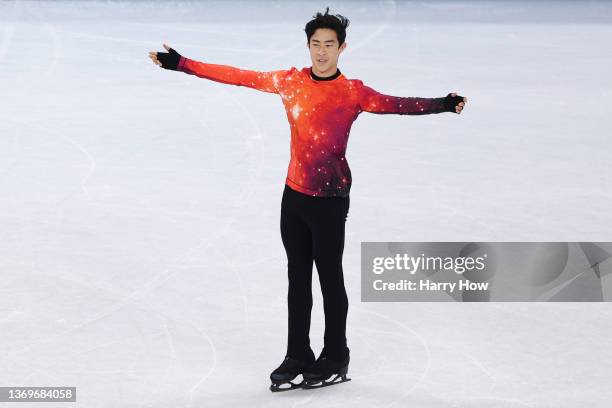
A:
[{"xmin": 177, "ymin": 56, "xmax": 449, "ymax": 197}]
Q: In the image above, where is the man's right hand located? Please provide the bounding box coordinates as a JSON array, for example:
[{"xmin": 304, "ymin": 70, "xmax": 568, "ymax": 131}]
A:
[{"xmin": 148, "ymin": 43, "xmax": 182, "ymax": 70}]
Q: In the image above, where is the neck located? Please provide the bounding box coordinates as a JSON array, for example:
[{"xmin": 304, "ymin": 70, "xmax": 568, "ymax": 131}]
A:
[{"xmin": 310, "ymin": 66, "xmax": 341, "ymax": 81}]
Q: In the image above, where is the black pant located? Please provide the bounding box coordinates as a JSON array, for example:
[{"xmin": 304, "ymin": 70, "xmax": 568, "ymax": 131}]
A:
[{"xmin": 280, "ymin": 184, "xmax": 350, "ymax": 361}]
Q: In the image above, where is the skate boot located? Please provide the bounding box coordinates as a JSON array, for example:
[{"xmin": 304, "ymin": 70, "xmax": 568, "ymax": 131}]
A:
[
  {"xmin": 302, "ymin": 348, "xmax": 351, "ymax": 389},
  {"xmin": 269, "ymin": 350, "xmax": 315, "ymax": 392}
]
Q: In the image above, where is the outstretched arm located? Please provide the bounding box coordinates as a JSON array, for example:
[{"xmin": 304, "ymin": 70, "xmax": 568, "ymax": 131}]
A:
[
  {"xmin": 357, "ymin": 80, "xmax": 467, "ymax": 115},
  {"xmin": 148, "ymin": 43, "xmax": 286, "ymax": 94},
  {"xmin": 178, "ymin": 57, "xmax": 286, "ymax": 94}
]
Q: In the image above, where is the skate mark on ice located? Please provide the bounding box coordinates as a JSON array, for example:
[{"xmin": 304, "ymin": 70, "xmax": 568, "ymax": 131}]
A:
[
  {"xmin": 161, "ymin": 315, "xmax": 177, "ymax": 360},
  {"xmin": 0, "ymin": 0, "xmax": 20, "ymax": 62},
  {"xmin": 217, "ymin": 249, "xmax": 250, "ymax": 332},
  {"xmin": 4, "ymin": 1, "xmax": 62, "ymax": 99},
  {"xmin": 4, "ymin": 117, "xmax": 97, "ymax": 201},
  {"xmin": 58, "ymin": 28, "xmax": 289, "ymax": 56},
  {"xmin": 129, "ymin": 21, "xmax": 305, "ymax": 41},
  {"xmin": 357, "ymin": 307, "xmax": 431, "ymax": 408},
  {"xmin": 465, "ymin": 396, "xmax": 537, "ymax": 408},
  {"xmin": 344, "ymin": 0, "xmax": 397, "ymax": 55},
  {"xmin": 172, "ymin": 311, "xmax": 217, "ymax": 408}
]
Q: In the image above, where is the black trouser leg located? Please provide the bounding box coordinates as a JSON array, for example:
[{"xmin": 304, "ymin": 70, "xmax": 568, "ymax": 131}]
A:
[
  {"xmin": 310, "ymin": 193, "xmax": 350, "ymax": 360},
  {"xmin": 281, "ymin": 186, "xmax": 314, "ymax": 359}
]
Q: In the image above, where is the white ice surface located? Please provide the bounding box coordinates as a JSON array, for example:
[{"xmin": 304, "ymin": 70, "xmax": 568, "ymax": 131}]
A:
[{"xmin": 1, "ymin": 1, "xmax": 612, "ymax": 407}]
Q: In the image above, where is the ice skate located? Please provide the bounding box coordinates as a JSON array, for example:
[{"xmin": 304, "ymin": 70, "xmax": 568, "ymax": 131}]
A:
[
  {"xmin": 269, "ymin": 351, "xmax": 315, "ymax": 392},
  {"xmin": 302, "ymin": 350, "xmax": 351, "ymax": 389}
]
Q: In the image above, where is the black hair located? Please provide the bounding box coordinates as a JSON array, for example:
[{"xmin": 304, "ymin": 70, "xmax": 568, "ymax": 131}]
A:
[{"xmin": 305, "ymin": 7, "xmax": 350, "ymax": 47}]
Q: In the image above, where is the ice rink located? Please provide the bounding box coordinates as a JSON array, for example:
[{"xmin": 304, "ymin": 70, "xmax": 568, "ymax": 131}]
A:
[{"xmin": 1, "ymin": 0, "xmax": 612, "ymax": 407}]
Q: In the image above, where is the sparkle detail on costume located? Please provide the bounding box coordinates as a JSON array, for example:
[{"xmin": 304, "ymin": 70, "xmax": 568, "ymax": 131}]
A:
[{"xmin": 177, "ymin": 57, "xmax": 449, "ymax": 197}]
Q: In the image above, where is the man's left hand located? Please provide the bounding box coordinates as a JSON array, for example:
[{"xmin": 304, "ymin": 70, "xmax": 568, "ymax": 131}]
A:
[{"xmin": 444, "ymin": 92, "xmax": 467, "ymax": 114}]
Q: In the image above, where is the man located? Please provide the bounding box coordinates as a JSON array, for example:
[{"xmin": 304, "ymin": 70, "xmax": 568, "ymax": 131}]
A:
[{"xmin": 148, "ymin": 7, "xmax": 466, "ymax": 392}]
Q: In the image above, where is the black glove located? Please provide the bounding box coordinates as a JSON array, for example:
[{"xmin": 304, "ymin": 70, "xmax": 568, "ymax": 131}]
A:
[
  {"xmin": 157, "ymin": 47, "xmax": 182, "ymax": 70},
  {"xmin": 443, "ymin": 93, "xmax": 465, "ymax": 113}
]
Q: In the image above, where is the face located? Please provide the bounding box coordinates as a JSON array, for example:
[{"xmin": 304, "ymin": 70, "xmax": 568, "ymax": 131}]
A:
[{"xmin": 308, "ymin": 28, "xmax": 347, "ymax": 77}]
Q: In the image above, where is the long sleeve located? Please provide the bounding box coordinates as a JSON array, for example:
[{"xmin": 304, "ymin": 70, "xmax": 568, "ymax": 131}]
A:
[
  {"xmin": 177, "ymin": 56, "xmax": 288, "ymax": 94},
  {"xmin": 357, "ymin": 80, "xmax": 448, "ymax": 115}
]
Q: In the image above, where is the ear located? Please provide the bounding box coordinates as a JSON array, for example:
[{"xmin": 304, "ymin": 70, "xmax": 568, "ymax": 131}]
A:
[{"xmin": 339, "ymin": 42, "xmax": 347, "ymax": 53}]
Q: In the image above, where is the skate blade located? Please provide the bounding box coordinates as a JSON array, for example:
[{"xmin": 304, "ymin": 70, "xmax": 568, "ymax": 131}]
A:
[
  {"xmin": 270, "ymin": 380, "xmax": 304, "ymax": 392},
  {"xmin": 302, "ymin": 374, "xmax": 351, "ymax": 390}
]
